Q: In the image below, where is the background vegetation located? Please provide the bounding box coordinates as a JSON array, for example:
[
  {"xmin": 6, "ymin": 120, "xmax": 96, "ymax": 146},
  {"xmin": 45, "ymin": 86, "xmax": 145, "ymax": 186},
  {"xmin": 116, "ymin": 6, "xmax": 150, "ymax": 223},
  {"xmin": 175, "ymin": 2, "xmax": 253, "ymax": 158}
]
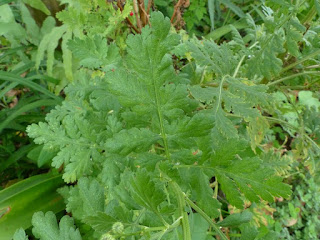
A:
[{"xmin": 0, "ymin": 0, "xmax": 319, "ymax": 239}]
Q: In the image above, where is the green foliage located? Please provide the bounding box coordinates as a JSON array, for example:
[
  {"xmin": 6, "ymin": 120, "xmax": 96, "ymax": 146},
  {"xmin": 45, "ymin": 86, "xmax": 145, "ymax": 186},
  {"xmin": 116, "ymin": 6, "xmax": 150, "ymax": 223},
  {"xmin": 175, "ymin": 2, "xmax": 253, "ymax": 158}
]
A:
[
  {"xmin": 264, "ymin": 174, "xmax": 320, "ymax": 239},
  {"xmin": 32, "ymin": 211, "xmax": 81, "ymax": 240},
  {"xmin": 25, "ymin": 12, "xmax": 293, "ymax": 239},
  {"xmin": 2, "ymin": 0, "xmax": 320, "ymax": 239},
  {"xmin": 68, "ymin": 36, "xmax": 120, "ymax": 70},
  {"xmin": 13, "ymin": 228, "xmax": 28, "ymax": 240},
  {"xmin": 0, "ymin": 173, "xmax": 65, "ymax": 239}
]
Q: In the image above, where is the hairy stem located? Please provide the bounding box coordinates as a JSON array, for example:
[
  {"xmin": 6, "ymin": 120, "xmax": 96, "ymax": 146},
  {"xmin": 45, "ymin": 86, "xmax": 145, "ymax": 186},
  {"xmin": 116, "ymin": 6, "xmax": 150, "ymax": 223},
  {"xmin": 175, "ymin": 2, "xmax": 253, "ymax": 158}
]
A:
[
  {"xmin": 170, "ymin": 182, "xmax": 192, "ymax": 240},
  {"xmin": 184, "ymin": 196, "xmax": 228, "ymax": 240}
]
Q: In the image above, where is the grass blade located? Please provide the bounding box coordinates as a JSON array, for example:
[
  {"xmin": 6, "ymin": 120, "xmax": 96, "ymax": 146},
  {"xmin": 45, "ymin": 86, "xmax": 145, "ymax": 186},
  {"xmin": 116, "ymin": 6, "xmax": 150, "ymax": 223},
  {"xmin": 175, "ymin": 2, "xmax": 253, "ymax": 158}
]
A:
[
  {"xmin": 0, "ymin": 98, "xmax": 59, "ymax": 133},
  {"xmin": 0, "ymin": 172, "xmax": 65, "ymax": 240},
  {"xmin": 0, "ymin": 71, "xmax": 61, "ymax": 100},
  {"xmin": 0, "ymin": 143, "xmax": 35, "ymax": 172}
]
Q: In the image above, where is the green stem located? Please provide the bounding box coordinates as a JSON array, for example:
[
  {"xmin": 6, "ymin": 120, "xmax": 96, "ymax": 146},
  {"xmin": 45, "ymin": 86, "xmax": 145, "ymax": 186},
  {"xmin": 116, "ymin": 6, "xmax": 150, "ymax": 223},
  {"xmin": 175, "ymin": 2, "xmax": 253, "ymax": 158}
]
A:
[
  {"xmin": 215, "ymin": 76, "xmax": 226, "ymax": 113},
  {"xmin": 233, "ymin": 55, "xmax": 246, "ymax": 78},
  {"xmin": 116, "ymin": 226, "xmax": 167, "ymax": 237},
  {"xmin": 164, "ymin": 184, "xmax": 179, "ymax": 239},
  {"xmin": 184, "ymin": 196, "xmax": 228, "ymax": 240},
  {"xmin": 280, "ymin": 49, "xmax": 320, "ymax": 74},
  {"xmin": 267, "ymin": 71, "xmax": 320, "ymax": 86},
  {"xmin": 213, "ymin": 179, "xmax": 218, "ymax": 199},
  {"xmin": 155, "ymin": 217, "xmax": 183, "ymax": 240},
  {"xmin": 153, "ymin": 76, "xmax": 170, "ymax": 160},
  {"xmin": 170, "ymin": 182, "xmax": 192, "ymax": 240},
  {"xmin": 302, "ymin": 4, "xmax": 316, "ymax": 24}
]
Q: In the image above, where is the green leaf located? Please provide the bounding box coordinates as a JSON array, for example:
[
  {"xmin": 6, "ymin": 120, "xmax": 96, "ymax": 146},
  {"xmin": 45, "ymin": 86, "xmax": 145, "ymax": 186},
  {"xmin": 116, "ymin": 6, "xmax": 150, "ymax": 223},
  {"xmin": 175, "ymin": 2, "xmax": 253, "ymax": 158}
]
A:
[
  {"xmin": 62, "ymin": 30, "xmax": 74, "ymax": 82},
  {"xmin": 298, "ymin": 91, "xmax": 320, "ymax": 110},
  {"xmin": 32, "ymin": 211, "xmax": 82, "ymax": 240},
  {"xmin": 189, "ymin": 213, "xmax": 210, "ymax": 240},
  {"xmin": 218, "ymin": 210, "xmax": 252, "ymax": 227},
  {"xmin": 184, "ymin": 168, "xmax": 221, "ymax": 218},
  {"xmin": 0, "ymin": 173, "xmax": 64, "ymax": 240},
  {"xmin": 0, "ymin": 0, "xmax": 13, "ymax": 6},
  {"xmin": 208, "ymin": 0, "xmax": 215, "ymax": 31},
  {"xmin": 36, "ymin": 25, "xmax": 68, "ymax": 76},
  {"xmin": 285, "ymin": 18, "xmax": 305, "ymax": 57},
  {"xmin": 27, "ymin": 100, "xmax": 106, "ymax": 182},
  {"xmin": 188, "ymin": 39, "xmax": 238, "ymax": 76},
  {"xmin": 220, "ymin": 0, "xmax": 245, "ymax": 18},
  {"xmin": 104, "ymin": 128, "xmax": 161, "ymax": 155},
  {"xmin": 247, "ymin": 116, "xmax": 269, "ymax": 152},
  {"xmin": 214, "ymin": 157, "xmax": 291, "ymax": 209},
  {"xmin": 12, "ymin": 228, "xmax": 28, "ymax": 240},
  {"xmin": 68, "ymin": 35, "xmax": 120, "ymax": 69},
  {"xmin": 20, "ymin": 2, "xmax": 40, "ymax": 45},
  {"xmin": 189, "ymin": 85, "xmax": 216, "ymax": 104},
  {"xmin": 129, "ymin": 169, "xmax": 166, "ymax": 214},
  {"xmin": 316, "ymin": 0, "xmax": 320, "ymax": 17},
  {"xmin": 22, "ymin": 0, "xmax": 50, "ymax": 15},
  {"xmin": 62, "ymin": 178, "xmax": 105, "ymax": 220},
  {"xmin": 0, "ymin": 4, "xmax": 26, "ymax": 42},
  {"xmin": 83, "ymin": 212, "xmax": 117, "ymax": 233},
  {"xmin": 214, "ymin": 103, "xmax": 238, "ymax": 138},
  {"xmin": 247, "ymin": 34, "xmax": 285, "ymax": 80}
]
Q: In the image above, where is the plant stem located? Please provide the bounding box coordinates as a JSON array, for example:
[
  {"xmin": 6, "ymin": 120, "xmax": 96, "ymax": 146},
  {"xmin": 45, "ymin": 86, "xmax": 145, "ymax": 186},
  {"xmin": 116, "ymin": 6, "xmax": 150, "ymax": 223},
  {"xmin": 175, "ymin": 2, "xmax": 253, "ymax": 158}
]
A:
[
  {"xmin": 233, "ymin": 55, "xmax": 246, "ymax": 77},
  {"xmin": 170, "ymin": 182, "xmax": 192, "ymax": 240},
  {"xmin": 154, "ymin": 84, "xmax": 170, "ymax": 160},
  {"xmin": 155, "ymin": 217, "xmax": 183, "ymax": 240},
  {"xmin": 170, "ymin": 0, "xmax": 184, "ymax": 23},
  {"xmin": 302, "ymin": 4, "xmax": 317, "ymax": 24},
  {"xmin": 267, "ymin": 71, "xmax": 320, "ymax": 86},
  {"xmin": 184, "ymin": 196, "xmax": 228, "ymax": 240},
  {"xmin": 281, "ymin": 49, "xmax": 320, "ymax": 74},
  {"xmin": 133, "ymin": 0, "xmax": 142, "ymax": 31},
  {"xmin": 117, "ymin": 1, "xmax": 140, "ymax": 33},
  {"xmin": 213, "ymin": 179, "xmax": 218, "ymax": 199}
]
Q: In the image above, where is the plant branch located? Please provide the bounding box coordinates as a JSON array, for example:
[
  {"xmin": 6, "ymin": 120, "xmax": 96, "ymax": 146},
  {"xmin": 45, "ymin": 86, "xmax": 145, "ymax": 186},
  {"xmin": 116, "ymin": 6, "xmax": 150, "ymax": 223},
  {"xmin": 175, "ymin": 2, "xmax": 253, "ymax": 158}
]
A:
[
  {"xmin": 133, "ymin": 0, "xmax": 142, "ymax": 31},
  {"xmin": 117, "ymin": 1, "xmax": 140, "ymax": 33},
  {"xmin": 138, "ymin": 1, "xmax": 151, "ymax": 26},
  {"xmin": 281, "ymin": 49, "xmax": 320, "ymax": 74},
  {"xmin": 146, "ymin": 0, "xmax": 153, "ymax": 14},
  {"xmin": 233, "ymin": 55, "xmax": 246, "ymax": 78},
  {"xmin": 267, "ymin": 71, "xmax": 320, "ymax": 86},
  {"xmin": 170, "ymin": 0, "xmax": 184, "ymax": 23},
  {"xmin": 170, "ymin": 182, "xmax": 192, "ymax": 240},
  {"xmin": 184, "ymin": 196, "xmax": 228, "ymax": 240},
  {"xmin": 137, "ymin": 0, "xmax": 148, "ymax": 26}
]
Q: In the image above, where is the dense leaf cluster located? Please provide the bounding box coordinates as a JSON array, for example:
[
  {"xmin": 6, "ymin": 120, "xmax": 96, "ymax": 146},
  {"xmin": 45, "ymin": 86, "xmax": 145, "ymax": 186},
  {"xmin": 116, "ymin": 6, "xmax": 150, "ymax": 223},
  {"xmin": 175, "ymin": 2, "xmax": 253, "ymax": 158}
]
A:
[{"xmin": 24, "ymin": 12, "xmax": 293, "ymax": 239}]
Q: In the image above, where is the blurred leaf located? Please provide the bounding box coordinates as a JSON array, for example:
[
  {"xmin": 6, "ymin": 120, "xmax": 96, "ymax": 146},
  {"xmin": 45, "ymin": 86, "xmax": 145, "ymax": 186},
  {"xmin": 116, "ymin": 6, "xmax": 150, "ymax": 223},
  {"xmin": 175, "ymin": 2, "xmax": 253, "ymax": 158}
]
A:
[
  {"xmin": 0, "ymin": 173, "xmax": 65, "ymax": 240},
  {"xmin": 12, "ymin": 228, "xmax": 28, "ymax": 240},
  {"xmin": 208, "ymin": 0, "xmax": 215, "ymax": 31},
  {"xmin": 22, "ymin": 0, "xmax": 50, "ymax": 15}
]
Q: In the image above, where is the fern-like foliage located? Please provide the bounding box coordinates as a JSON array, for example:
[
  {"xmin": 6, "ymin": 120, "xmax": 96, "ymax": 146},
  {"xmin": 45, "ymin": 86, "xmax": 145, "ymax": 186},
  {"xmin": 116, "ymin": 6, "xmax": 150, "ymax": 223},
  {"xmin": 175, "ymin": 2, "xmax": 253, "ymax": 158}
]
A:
[{"xmin": 27, "ymin": 12, "xmax": 291, "ymax": 240}]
